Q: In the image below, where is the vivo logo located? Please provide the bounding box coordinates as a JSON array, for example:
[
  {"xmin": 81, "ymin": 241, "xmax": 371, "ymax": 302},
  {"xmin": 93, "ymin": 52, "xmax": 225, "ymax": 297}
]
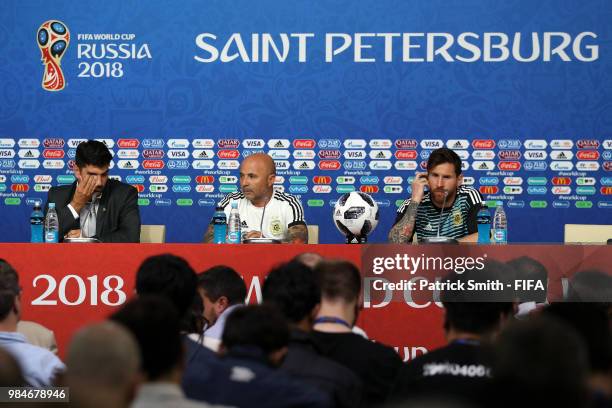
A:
[
  {"xmin": 192, "ymin": 139, "xmax": 215, "ymax": 148},
  {"xmin": 289, "ymin": 185, "xmax": 308, "ymax": 194},
  {"xmin": 524, "ymin": 139, "xmax": 548, "ymax": 149},
  {"xmin": 343, "ymin": 139, "xmax": 367, "ymax": 149},
  {"xmin": 497, "ymin": 139, "xmax": 522, "ymax": 149},
  {"xmin": 360, "ymin": 176, "xmax": 379, "ymax": 185},
  {"xmin": 550, "ymin": 151, "xmax": 573, "ymax": 161},
  {"xmin": 550, "ymin": 140, "xmax": 574, "ymax": 149},
  {"xmin": 243, "ymin": 139, "xmax": 265, "ymax": 148},
  {"xmin": 395, "ymin": 161, "xmax": 418, "ymax": 171},
  {"xmin": 191, "ymin": 160, "xmax": 214, "ymax": 170},
  {"xmin": 528, "ymin": 186, "xmax": 547, "ymax": 195},
  {"xmin": 172, "ymin": 185, "xmax": 192, "ymax": 193},
  {"xmin": 318, "ymin": 139, "xmax": 342, "ymax": 149},
  {"xmin": 369, "ymin": 161, "xmax": 392, "ymax": 170},
  {"xmin": 479, "ymin": 177, "xmax": 499, "ymax": 186},
  {"xmin": 126, "ymin": 175, "xmax": 145, "ymax": 184},
  {"xmin": 524, "ymin": 161, "xmax": 549, "ymax": 171},
  {"xmin": 167, "ymin": 139, "xmax": 190, "ymax": 149},
  {"xmin": 11, "ymin": 175, "xmax": 29, "ymax": 183}
]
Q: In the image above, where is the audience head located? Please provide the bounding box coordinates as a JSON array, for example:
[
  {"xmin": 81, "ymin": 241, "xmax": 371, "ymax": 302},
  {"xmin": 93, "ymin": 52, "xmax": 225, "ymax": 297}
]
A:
[
  {"xmin": 441, "ymin": 260, "xmax": 515, "ymax": 338},
  {"xmin": 198, "ymin": 265, "xmax": 246, "ymax": 327},
  {"xmin": 493, "ymin": 316, "xmax": 589, "ymax": 407},
  {"xmin": 65, "ymin": 322, "xmax": 140, "ymax": 406},
  {"xmin": 293, "ymin": 252, "xmax": 324, "ymax": 269},
  {"xmin": 506, "ymin": 256, "xmax": 548, "ymax": 303},
  {"xmin": 135, "ymin": 254, "xmax": 198, "ymax": 328},
  {"xmin": 0, "ymin": 347, "xmax": 25, "ymax": 386},
  {"xmin": 221, "ymin": 304, "xmax": 289, "ymax": 366},
  {"xmin": 110, "ymin": 296, "xmax": 182, "ymax": 381},
  {"xmin": 315, "ymin": 260, "xmax": 361, "ymax": 304},
  {"xmin": 0, "ymin": 259, "xmax": 20, "ymax": 323},
  {"xmin": 263, "ymin": 261, "xmax": 321, "ymax": 327},
  {"xmin": 567, "ymin": 269, "xmax": 612, "ymax": 306}
]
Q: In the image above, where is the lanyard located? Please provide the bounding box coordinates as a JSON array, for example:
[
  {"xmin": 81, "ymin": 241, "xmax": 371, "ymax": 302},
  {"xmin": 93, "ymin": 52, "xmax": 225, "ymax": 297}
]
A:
[{"xmin": 313, "ymin": 316, "xmax": 352, "ymax": 329}]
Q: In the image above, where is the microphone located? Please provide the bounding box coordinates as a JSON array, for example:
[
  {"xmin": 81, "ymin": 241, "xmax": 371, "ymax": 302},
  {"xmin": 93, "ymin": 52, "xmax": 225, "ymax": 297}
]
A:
[{"xmin": 436, "ymin": 189, "xmax": 449, "ymax": 238}]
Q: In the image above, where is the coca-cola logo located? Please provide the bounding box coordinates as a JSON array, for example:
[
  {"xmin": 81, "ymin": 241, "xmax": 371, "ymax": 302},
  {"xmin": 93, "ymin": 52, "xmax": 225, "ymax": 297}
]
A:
[
  {"xmin": 142, "ymin": 160, "xmax": 165, "ymax": 169},
  {"xmin": 576, "ymin": 151, "xmax": 600, "ymax": 160},
  {"xmin": 293, "ymin": 139, "xmax": 316, "ymax": 149},
  {"xmin": 217, "ymin": 150, "xmax": 240, "ymax": 159},
  {"xmin": 498, "ymin": 161, "xmax": 521, "ymax": 171},
  {"xmin": 394, "ymin": 150, "xmax": 418, "ymax": 160},
  {"xmin": 318, "ymin": 160, "xmax": 341, "ymax": 170},
  {"xmin": 394, "ymin": 139, "xmax": 418, "ymax": 149},
  {"xmin": 117, "ymin": 139, "xmax": 140, "ymax": 149},
  {"xmin": 43, "ymin": 149, "xmax": 65, "ymax": 159},
  {"xmin": 472, "ymin": 140, "xmax": 496, "ymax": 149},
  {"xmin": 43, "ymin": 138, "xmax": 65, "ymax": 148}
]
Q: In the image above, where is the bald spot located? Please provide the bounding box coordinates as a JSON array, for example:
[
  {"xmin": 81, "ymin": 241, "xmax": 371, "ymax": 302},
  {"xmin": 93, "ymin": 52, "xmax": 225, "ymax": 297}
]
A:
[{"xmin": 241, "ymin": 153, "xmax": 276, "ymax": 176}]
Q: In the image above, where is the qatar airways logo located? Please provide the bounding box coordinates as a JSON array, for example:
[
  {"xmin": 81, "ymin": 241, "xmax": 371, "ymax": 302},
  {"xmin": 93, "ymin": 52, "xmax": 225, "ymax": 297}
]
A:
[{"xmin": 194, "ymin": 32, "xmax": 598, "ymax": 63}]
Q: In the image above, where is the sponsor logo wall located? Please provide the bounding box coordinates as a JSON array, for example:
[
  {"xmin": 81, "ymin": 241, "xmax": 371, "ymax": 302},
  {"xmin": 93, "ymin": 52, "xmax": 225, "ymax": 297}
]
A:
[{"xmin": 0, "ymin": 0, "xmax": 611, "ymax": 243}]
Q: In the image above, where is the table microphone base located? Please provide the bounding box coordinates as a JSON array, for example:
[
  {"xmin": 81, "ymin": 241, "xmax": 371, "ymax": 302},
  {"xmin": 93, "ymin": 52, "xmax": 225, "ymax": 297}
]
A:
[{"xmin": 421, "ymin": 236, "xmax": 458, "ymax": 244}]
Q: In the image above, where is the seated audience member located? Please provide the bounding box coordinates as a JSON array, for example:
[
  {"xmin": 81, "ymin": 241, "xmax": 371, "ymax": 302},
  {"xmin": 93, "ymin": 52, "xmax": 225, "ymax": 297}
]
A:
[
  {"xmin": 263, "ymin": 261, "xmax": 363, "ymax": 408},
  {"xmin": 543, "ymin": 303, "xmax": 612, "ymax": 405},
  {"xmin": 311, "ymin": 260, "xmax": 403, "ymax": 406},
  {"xmin": 507, "ymin": 256, "xmax": 548, "ymax": 318},
  {"xmin": 0, "ymin": 347, "xmax": 25, "ymax": 386},
  {"xmin": 567, "ymin": 269, "xmax": 612, "ymax": 307},
  {"xmin": 17, "ymin": 320, "xmax": 58, "ymax": 354},
  {"xmin": 185, "ymin": 304, "xmax": 331, "ymax": 408},
  {"xmin": 198, "ymin": 265, "xmax": 247, "ymax": 346},
  {"xmin": 392, "ymin": 261, "xmax": 515, "ymax": 405},
  {"xmin": 293, "ymin": 252, "xmax": 324, "ymax": 269},
  {"xmin": 111, "ymin": 296, "xmax": 214, "ymax": 408},
  {"xmin": 134, "ymin": 254, "xmax": 224, "ymax": 387},
  {"xmin": 490, "ymin": 316, "xmax": 590, "ymax": 408},
  {"xmin": 0, "ymin": 259, "xmax": 64, "ymax": 386},
  {"xmin": 64, "ymin": 322, "xmax": 141, "ymax": 408}
]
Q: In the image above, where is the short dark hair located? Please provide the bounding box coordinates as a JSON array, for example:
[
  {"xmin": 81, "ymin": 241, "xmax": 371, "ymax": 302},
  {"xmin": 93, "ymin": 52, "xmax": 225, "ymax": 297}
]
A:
[
  {"xmin": 75, "ymin": 140, "xmax": 113, "ymax": 168},
  {"xmin": 507, "ymin": 256, "xmax": 548, "ymax": 303},
  {"xmin": 135, "ymin": 254, "xmax": 197, "ymax": 319},
  {"xmin": 315, "ymin": 260, "xmax": 361, "ymax": 303},
  {"xmin": 567, "ymin": 269, "xmax": 612, "ymax": 304},
  {"xmin": 110, "ymin": 296, "xmax": 182, "ymax": 381},
  {"xmin": 427, "ymin": 147, "xmax": 462, "ymax": 176},
  {"xmin": 198, "ymin": 265, "xmax": 246, "ymax": 305},
  {"xmin": 222, "ymin": 304, "xmax": 289, "ymax": 355},
  {"xmin": 441, "ymin": 260, "xmax": 515, "ymax": 335},
  {"xmin": 0, "ymin": 260, "xmax": 19, "ymax": 320},
  {"xmin": 262, "ymin": 261, "xmax": 320, "ymax": 323}
]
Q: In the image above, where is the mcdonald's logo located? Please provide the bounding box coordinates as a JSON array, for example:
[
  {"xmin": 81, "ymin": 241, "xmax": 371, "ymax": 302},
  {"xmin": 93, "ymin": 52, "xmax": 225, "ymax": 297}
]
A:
[
  {"xmin": 601, "ymin": 187, "xmax": 612, "ymax": 195},
  {"xmin": 196, "ymin": 175, "xmax": 215, "ymax": 184},
  {"xmin": 552, "ymin": 177, "xmax": 571, "ymax": 186},
  {"xmin": 479, "ymin": 186, "xmax": 499, "ymax": 195},
  {"xmin": 312, "ymin": 176, "xmax": 332, "ymax": 185},
  {"xmin": 11, "ymin": 183, "xmax": 29, "ymax": 192},
  {"xmin": 359, "ymin": 185, "xmax": 379, "ymax": 194}
]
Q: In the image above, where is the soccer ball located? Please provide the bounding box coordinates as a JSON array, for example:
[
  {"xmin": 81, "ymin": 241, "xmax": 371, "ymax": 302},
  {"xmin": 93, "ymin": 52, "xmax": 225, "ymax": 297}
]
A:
[{"xmin": 333, "ymin": 192, "xmax": 379, "ymax": 240}]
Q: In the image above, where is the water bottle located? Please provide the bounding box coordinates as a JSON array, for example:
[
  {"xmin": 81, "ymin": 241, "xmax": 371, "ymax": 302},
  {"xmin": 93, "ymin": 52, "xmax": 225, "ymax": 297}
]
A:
[
  {"xmin": 212, "ymin": 206, "xmax": 227, "ymax": 244},
  {"xmin": 477, "ymin": 205, "xmax": 491, "ymax": 244},
  {"xmin": 492, "ymin": 201, "xmax": 507, "ymax": 244},
  {"xmin": 44, "ymin": 203, "xmax": 59, "ymax": 243},
  {"xmin": 226, "ymin": 201, "xmax": 241, "ymax": 244},
  {"xmin": 30, "ymin": 200, "xmax": 44, "ymax": 243}
]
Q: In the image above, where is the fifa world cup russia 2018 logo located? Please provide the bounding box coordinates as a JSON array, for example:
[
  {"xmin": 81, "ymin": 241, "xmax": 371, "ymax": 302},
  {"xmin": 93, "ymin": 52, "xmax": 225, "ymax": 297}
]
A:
[{"xmin": 37, "ymin": 20, "xmax": 70, "ymax": 91}]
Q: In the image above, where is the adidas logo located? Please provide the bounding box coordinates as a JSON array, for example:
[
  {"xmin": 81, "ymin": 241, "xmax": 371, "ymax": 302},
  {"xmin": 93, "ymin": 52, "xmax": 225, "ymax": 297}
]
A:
[
  {"xmin": 376, "ymin": 152, "xmax": 385, "ymax": 159},
  {"xmin": 424, "ymin": 223, "xmax": 434, "ymax": 231},
  {"xmin": 274, "ymin": 141, "xmax": 284, "ymax": 148},
  {"xmin": 453, "ymin": 141, "xmax": 462, "ymax": 148},
  {"xmin": 124, "ymin": 161, "xmax": 133, "ymax": 168},
  {"xmin": 299, "ymin": 161, "xmax": 309, "ymax": 169},
  {"xmin": 335, "ymin": 209, "xmax": 341, "ymax": 216},
  {"xmin": 558, "ymin": 152, "xmax": 567, "ymax": 159},
  {"xmin": 241, "ymin": 221, "xmax": 248, "ymax": 227},
  {"xmin": 199, "ymin": 151, "xmax": 210, "ymax": 158},
  {"xmin": 25, "ymin": 151, "xmax": 34, "ymax": 158},
  {"xmin": 479, "ymin": 162, "xmax": 489, "ymax": 170}
]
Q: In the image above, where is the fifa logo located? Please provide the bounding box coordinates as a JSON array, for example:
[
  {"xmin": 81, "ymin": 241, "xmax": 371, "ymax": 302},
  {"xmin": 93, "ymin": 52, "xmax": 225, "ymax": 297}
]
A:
[{"xmin": 37, "ymin": 20, "xmax": 70, "ymax": 91}]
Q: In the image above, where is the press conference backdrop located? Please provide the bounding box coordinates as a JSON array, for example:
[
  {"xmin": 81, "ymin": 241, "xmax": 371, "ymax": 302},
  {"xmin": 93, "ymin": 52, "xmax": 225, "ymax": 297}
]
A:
[{"xmin": 0, "ymin": 0, "xmax": 611, "ymax": 243}]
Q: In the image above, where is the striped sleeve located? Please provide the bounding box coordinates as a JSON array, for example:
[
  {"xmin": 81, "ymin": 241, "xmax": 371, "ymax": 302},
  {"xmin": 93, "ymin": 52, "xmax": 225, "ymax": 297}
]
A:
[
  {"xmin": 275, "ymin": 191, "xmax": 306, "ymax": 225},
  {"xmin": 459, "ymin": 186, "xmax": 483, "ymax": 206},
  {"xmin": 218, "ymin": 192, "xmax": 243, "ymax": 209}
]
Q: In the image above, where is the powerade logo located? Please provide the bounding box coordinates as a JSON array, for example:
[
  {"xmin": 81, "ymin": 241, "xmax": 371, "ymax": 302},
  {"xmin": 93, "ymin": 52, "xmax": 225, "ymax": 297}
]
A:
[
  {"xmin": 172, "ymin": 185, "xmax": 192, "ymax": 193},
  {"xmin": 527, "ymin": 186, "xmax": 547, "ymax": 195},
  {"xmin": 11, "ymin": 175, "xmax": 29, "ymax": 183},
  {"xmin": 523, "ymin": 161, "xmax": 548, "ymax": 171},
  {"xmin": 360, "ymin": 176, "xmax": 379, "ymax": 185},
  {"xmin": 167, "ymin": 160, "xmax": 189, "ymax": 169},
  {"xmin": 343, "ymin": 161, "xmax": 366, "ymax": 170},
  {"xmin": 198, "ymin": 199, "xmax": 216, "ymax": 207},
  {"xmin": 479, "ymin": 177, "xmax": 499, "ymax": 186},
  {"xmin": 142, "ymin": 139, "xmax": 165, "ymax": 148},
  {"xmin": 155, "ymin": 199, "xmax": 172, "ymax": 206},
  {"xmin": 318, "ymin": 139, "xmax": 341, "ymax": 149},
  {"xmin": 507, "ymin": 200, "xmax": 525, "ymax": 209},
  {"xmin": 289, "ymin": 185, "xmax": 308, "ymax": 194},
  {"xmin": 126, "ymin": 175, "xmax": 145, "ymax": 184},
  {"xmin": 497, "ymin": 139, "xmax": 522, "ymax": 149},
  {"xmin": 553, "ymin": 201, "xmax": 570, "ymax": 209}
]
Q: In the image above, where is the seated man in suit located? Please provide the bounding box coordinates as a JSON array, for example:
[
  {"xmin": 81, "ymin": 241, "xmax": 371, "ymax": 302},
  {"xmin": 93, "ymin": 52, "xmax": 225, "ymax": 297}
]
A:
[
  {"xmin": 203, "ymin": 153, "xmax": 308, "ymax": 243},
  {"xmin": 46, "ymin": 140, "xmax": 141, "ymax": 242}
]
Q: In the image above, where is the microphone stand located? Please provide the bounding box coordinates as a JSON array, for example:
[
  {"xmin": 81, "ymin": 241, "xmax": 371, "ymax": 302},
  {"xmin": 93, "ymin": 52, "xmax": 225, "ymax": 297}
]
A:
[{"xmin": 422, "ymin": 189, "xmax": 458, "ymax": 244}]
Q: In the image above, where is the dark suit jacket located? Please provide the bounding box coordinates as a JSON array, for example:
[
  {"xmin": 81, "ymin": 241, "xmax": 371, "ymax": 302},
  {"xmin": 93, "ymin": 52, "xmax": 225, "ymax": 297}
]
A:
[{"xmin": 45, "ymin": 179, "xmax": 141, "ymax": 243}]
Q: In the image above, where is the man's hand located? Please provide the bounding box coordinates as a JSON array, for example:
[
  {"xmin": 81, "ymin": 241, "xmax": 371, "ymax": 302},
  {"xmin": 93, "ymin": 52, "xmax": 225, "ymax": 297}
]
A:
[
  {"xmin": 411, "ymin": 172, "xmax": 428, "ymax": 204},
  {"xmin": 70, "ymin": 175, "xmax": 97, "ymax": 213},
  {"xmin": 64, "ymin": 229, "xmax": 82, "ymax": 239},
  {"xmin": 245, "ymin": 230, "xmax": 263, "ymax": 239},
  {"xmin": 285, "ymin": 224, "xmax": 308, "ymax": 244}
]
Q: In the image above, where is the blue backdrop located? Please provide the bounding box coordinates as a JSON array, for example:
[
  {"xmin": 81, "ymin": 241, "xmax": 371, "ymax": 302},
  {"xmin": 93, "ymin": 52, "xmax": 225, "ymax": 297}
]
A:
[{"xmin": 1, "ymin": 0, "xmax": 611, "ymax": 243}]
